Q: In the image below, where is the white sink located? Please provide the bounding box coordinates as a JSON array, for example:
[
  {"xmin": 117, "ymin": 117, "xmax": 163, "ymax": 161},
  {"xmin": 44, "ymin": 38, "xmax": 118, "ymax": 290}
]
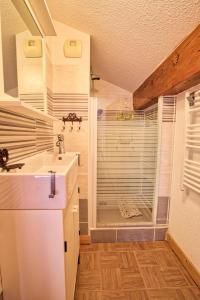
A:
[{"xmin": 0, "ymin": 152, "xmax": 78, "ymax": 209}]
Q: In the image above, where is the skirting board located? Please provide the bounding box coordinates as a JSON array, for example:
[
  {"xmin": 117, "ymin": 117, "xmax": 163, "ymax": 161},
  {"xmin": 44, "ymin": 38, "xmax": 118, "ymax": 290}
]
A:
[
  {"xmin": 80, "ymin": 235, "xmax": 91, "ymax": 245},
  {"xmin": 166, "ymin": 232, "xmax": 200, "ymax": 288}
]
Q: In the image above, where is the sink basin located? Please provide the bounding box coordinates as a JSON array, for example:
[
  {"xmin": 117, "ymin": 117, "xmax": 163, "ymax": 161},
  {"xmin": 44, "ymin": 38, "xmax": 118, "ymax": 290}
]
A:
[{"xmin": 0, "ymin": 152, "xmax": 78, "ymax": 209}]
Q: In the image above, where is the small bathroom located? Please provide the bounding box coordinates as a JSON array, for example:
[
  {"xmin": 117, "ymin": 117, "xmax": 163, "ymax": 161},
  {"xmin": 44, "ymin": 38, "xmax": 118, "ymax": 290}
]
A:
[{"xmin": 0, "ymin": 1, "xmax": 200, "ymax": 300}]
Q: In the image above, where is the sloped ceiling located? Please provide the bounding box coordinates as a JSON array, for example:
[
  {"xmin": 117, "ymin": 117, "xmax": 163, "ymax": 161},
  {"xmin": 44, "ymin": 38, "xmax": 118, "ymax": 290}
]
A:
[{"xmin": 46, "ymin": 0, "xmax": 200, "ymax": 92}]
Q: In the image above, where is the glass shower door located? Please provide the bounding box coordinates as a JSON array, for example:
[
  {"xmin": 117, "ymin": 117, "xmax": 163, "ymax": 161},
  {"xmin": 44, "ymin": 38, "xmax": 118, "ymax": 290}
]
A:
[{"xmin": 96, "ymin": 108, "xmax": 158, "ymax": 227}]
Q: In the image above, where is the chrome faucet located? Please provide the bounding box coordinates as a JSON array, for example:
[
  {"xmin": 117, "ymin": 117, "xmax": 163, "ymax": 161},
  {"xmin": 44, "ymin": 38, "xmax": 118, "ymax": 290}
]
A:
[{"xmin": 56, "ymin": 134, "xmax": 65, "ymax": 154}]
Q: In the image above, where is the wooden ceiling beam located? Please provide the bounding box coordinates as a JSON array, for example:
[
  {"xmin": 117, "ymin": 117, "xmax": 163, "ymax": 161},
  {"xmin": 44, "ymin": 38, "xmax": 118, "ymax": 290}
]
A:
[{"xmin": 133, "ymin": 24, "xmax": 200, "ymax": 110}]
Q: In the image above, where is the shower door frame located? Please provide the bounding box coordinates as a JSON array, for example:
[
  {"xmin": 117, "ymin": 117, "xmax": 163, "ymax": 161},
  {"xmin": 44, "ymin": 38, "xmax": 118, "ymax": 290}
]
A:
[
  {"xmin": 88, "ymin": 97, "xmax": 98, "ymax": 229},
  {"xmin": 88, "ymin": 97, "xmax": 162, "ymax": 230}
]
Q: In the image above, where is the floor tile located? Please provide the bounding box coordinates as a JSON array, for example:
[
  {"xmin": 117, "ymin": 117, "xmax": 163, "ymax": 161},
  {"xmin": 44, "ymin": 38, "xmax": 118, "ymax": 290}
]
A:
[
  {"xmin": 75, "ymin": 290, "xmax": 101, "ymax": 300},
  {"xmin": 76, "ymin": 270, "xmax": 101, "ymax": 290},
  {"xmin": 178, "ymin": 265, "xmax": 196, "ymax": 286},
  {"xmin": 101, "ymin": 268, "xmax": 121, "ymax": 290},
  {"xmin": 80, "ymin": 243, "xmax": 106, "ymax": 252},
  {"xmin": 148, "ymin": 288, "xmax": 178, "ymax": 299},
  {"xmin": 101, "ymin": 290, "xmax": 130, "ymax": 300},
  {"xmin": 156, "ymin": 250, "xmax": 179, "ymax": 268},
  {"xmin": 107, "ymin": 242, "xmax": 134, "ymax": 251},
  {"xmin": 120, "ymin": 251, "xmax": 139, "ymax": 271},
  {"xmin": 135, "ymin": 250, "xmax": 158, "ymax": 266},
  {"xmin": 176, "ymin": 287, "xmax": 200, "ymax": 300},
  {"xmin": 101, "ymin": 290, "xmax": 149, "ymax": 300},
  {"xmin": 135, "ymin": 249, "xmax": 179, "ymax": 268},
  {"xmin": 162, "ymin": 267, "xmax": 189, "ymax": 287},
  {"xmin": 140, "ymin": 266, "xmax": 165, "ymax": 288},
  {"xmin": 79, "ymin": 252, "xmax": 100, "ymax": 271},
  {"xmin": 136, "ymin": 241, "xmax": 169, "ymax": 250},
  {"xmin": 128, "ymin": 290, "xmax": 149, "ymax": 300},
  {"xmin": 100, "ymin": 252, "xmax": 122, "ymax": 268},
  {"xmin": 120, "ymin": 269, "xmax": 145, "ymax": 289}
]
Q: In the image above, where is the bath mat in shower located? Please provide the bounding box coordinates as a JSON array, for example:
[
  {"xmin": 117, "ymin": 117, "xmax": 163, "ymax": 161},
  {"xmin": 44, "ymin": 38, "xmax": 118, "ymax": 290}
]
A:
[{"xmin": 118, "ymin": 200, "xmax": 142, "ymax": 218}]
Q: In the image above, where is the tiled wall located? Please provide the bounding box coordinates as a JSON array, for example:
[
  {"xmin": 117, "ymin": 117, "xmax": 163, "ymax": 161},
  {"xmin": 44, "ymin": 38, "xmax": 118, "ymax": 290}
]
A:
[
  {"xmin": 0, "ymin": 107, "xmax": 53, "ymax": 163},
  {"xmin": 90, "ymin": 227, "xmax": 167, "ymax": 243},
  {"xmin": 20, "ymin": 93, "xmax": 45, "ymax": 112},
  {"xmin": 48, "ymin": 90, "xmax": 88, "ymax": 120}
]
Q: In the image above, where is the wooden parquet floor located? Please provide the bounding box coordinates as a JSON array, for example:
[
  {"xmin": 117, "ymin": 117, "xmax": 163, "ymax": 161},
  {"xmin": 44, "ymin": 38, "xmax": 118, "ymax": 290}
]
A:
[{"xmin": 75, "ymin": 241, "xmax": 200, "ymax": 300}]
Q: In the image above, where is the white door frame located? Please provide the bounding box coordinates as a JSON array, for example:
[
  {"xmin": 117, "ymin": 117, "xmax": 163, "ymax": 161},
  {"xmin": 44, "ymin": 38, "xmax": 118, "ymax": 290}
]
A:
[{"xmin": 88, "ymin": 97, "xmax": 97, "ymax": 230}]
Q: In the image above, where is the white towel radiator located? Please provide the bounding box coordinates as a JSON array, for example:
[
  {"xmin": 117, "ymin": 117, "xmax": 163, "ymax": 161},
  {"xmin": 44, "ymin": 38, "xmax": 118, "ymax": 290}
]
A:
[{"xmin": 183, "ymin": 90, "xmax": 200, "ymax": 194}]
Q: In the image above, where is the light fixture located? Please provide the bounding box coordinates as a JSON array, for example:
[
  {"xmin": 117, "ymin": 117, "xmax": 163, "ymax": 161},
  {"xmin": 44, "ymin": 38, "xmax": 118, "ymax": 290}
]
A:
[
  {"xmin": 23, "ymin": 39, "xmax": 42, "ymax": 58},
  {"xmin": 63, "ymin": 40, "xmax": 82, "ymax": 58}
]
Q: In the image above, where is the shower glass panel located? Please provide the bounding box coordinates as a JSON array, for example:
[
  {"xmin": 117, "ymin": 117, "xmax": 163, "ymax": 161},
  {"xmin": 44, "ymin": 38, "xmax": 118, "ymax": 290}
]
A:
[{"xmin": 96, "ymin": 107, "xmax": 158, "ymax": 227}]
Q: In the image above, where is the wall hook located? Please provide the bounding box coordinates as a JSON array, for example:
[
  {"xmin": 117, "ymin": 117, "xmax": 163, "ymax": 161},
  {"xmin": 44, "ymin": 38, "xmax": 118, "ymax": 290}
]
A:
[{"xmin": 62, "ymin": 113, "xmax": 82, "ymax": 131}]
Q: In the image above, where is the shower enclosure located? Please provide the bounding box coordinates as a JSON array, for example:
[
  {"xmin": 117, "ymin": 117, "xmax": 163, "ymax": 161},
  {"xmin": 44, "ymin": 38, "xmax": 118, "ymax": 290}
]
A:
[{"xmin": 96, "ymin": 105, "xmax": 158, "ymax": 227}]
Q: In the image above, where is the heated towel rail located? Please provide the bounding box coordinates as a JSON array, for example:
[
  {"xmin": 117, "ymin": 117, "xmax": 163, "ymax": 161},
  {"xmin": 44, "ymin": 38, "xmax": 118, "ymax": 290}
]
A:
[{"xmin": 183, "ymin": 91, "xmax": 200, "ymax": 194}]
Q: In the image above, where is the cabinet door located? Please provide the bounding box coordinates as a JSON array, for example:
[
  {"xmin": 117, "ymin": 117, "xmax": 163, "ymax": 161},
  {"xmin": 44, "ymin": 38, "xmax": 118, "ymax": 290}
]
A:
[
  {"xmin": 64, "ymin": 201, "xmax": 75, "ymax": 300},
  {"xmin": 0, "ymin": 210, "xmax": 66, "ymax": 300},
  {"xmin": 72, "ymin": 186, "xmax": 80, "ymax": 262},
  {"xmin": 64, "ymin": 184, "xmax": 79, "ymax": 300}
]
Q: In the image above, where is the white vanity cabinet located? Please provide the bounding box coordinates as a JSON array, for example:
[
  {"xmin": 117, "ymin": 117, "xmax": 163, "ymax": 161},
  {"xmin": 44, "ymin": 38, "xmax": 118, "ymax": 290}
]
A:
[{"xmin": 0, "ymin": 169, "xmax": 79, "ymax": 300}]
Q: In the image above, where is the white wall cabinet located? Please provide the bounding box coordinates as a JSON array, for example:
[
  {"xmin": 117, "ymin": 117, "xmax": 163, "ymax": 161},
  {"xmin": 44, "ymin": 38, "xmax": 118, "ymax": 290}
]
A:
[{"xmin": 0, "ymin": 183, "xmax": 79, "ymax": 300}]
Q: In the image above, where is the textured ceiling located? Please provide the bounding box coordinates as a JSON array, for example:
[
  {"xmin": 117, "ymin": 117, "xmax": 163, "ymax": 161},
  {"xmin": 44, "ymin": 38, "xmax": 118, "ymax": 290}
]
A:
[{"xmin": 46, "ymin": 0, "xmax": 200, "ymax": 92}]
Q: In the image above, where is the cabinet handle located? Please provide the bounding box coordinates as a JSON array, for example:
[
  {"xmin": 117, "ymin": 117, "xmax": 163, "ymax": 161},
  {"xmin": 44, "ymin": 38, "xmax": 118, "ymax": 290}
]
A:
[
  {"xmin": 72, "ymin": 205, "xmax": 78, "ymax": 213},
  {"xmin": 48, "ymin": 171, "xmax": 56, "ymax": 198},
  {"xmin": 64, "ymin": 241, "xmax": 67, "ymax": 252}
]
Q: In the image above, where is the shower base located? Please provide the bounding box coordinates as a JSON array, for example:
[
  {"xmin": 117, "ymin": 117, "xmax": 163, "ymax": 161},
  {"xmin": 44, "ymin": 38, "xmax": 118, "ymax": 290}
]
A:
[{"xmin": 97, "ymin": 207, "xmax": 152, "ymax": 227}]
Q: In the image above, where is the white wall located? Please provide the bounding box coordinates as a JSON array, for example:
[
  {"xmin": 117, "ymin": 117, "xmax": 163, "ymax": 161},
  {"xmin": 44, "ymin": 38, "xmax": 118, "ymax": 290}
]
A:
[
  {"xmin": 93, "ymin": 79, "xmax": 132, "ymax": 110},
  {"xmin": 169, "ymin": 85, "xmax": 200, "ymax": 273},
  {"xmin": 49, "ymin": 21, "xmax": 90, "ymax": 94}
]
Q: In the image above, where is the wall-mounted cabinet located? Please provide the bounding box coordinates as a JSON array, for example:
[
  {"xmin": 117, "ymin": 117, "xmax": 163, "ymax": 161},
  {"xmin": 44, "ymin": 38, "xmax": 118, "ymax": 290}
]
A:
[
  {"xmin": 0, "ymin": 0, "xmax": 56, "ymax": 117},
  {"xmin": 16, "ymin": 32, "xmax": 46, "ymax": 111},
  {"xmin": 0, "ymin": 0, "xmax": 41, "ymax": 99},
  {"xmin": 0, "ymin": 1, "xmax": 90, "ymax": 121}
]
